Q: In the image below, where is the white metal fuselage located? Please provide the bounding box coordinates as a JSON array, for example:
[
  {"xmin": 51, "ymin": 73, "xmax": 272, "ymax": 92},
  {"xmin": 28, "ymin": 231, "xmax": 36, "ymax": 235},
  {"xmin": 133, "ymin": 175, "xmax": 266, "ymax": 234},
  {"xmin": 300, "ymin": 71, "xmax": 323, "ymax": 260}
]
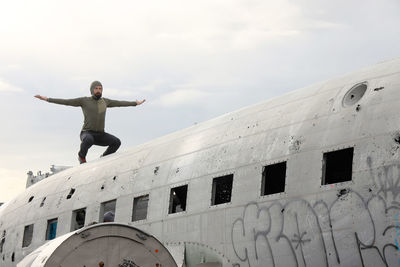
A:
[{"xmin": 2, "ymin": 59, "xmax": 400, "ymax": 266}]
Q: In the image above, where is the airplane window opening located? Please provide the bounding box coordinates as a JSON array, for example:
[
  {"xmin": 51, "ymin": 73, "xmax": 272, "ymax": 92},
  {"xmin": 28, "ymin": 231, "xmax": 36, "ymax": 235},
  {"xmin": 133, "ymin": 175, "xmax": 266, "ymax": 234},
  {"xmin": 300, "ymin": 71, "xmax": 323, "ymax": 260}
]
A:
[
  {"xmin": 261, "ymin": 161, "xmax": 287, "ymax": 196},
  {"xmin": 211, "ymin": 174, "xmax": 233, "ymax": 206},
  {"xmin": 132, "ymin": 194, "xmax": 149, "ymax": 221},
  {"xmin": 322, "ymin": 147, "xmax": 354, "ymax": 185},
  {"xmin": 22, "ymin": 224, "xmax": 34, "ymax": 248},
  {"xmin": 28, "ymin": 196, "xmax": 34, "ymax": 203},
  {"xmin": 100, "ymin": 200, "xmax": 116, "ymax": 222},
  {"xmin": 66, "ymin": 188, "xmax": 76, "ymax": 199},
  {"xmin": 46, "ymin": 218, "xmax": 58, "ymax": 240},
  {"xmin": 169, "ymin": 185, "xmax": 188, "ymax": 214},
  {"xmin": 343, "ymin": 82, "xmax": 367, "ymax": 107},
  {"xmin": 71, "ymin": 208, "xmax": 86, "ymax": 231},
  {"xmin": 0, "ymin": 230, "xmax": 5, "ymax": 253},
  {"xmin": 40, "ymin": 197, "xmax": 46, "ymax": 207}
]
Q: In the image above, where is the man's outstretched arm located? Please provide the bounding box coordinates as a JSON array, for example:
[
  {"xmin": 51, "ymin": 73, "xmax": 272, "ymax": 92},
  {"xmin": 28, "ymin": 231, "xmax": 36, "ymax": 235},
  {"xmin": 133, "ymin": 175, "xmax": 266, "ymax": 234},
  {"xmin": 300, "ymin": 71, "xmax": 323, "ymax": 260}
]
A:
[
  {"xmin": 105, "ymin": 98, "xmax": 146, "ymax": 107},
  {"xmin": 34, "ymin": 95, "xmax": 83, "ymax": 107}
]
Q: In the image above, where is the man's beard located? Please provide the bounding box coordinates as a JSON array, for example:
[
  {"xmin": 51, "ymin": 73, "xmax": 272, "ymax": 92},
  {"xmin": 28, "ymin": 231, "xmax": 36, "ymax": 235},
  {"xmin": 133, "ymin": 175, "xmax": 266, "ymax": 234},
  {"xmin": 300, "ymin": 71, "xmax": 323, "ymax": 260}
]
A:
[{"xmin": 94, "ymin": 93, "xmax": 102, "ymax": 100}]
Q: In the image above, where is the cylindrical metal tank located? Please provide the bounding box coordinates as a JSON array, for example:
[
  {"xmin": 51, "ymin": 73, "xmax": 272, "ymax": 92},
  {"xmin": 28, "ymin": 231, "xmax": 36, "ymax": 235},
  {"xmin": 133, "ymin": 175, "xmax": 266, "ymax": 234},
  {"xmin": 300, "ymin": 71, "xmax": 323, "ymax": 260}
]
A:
[{"xmin": 17, "ymin": 223, "xmax": 177, "ymax": 267}]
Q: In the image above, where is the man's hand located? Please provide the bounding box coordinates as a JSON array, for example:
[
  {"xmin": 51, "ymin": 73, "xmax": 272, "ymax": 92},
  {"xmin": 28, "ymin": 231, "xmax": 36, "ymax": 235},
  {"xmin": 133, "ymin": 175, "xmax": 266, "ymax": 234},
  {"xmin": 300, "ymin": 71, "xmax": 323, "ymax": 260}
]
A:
[
  {"xmin": 34, "ymin": 95, "xmax": 48, "ymax": 101},
  {"xmin": 136, "ymin": 99, "xmax": 146, "ymax": 105}
]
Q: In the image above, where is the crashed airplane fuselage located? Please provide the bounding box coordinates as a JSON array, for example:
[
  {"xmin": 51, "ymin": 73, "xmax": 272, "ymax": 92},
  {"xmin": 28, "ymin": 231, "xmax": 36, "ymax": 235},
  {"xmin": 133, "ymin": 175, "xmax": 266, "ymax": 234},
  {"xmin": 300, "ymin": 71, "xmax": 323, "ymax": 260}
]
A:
[{"xmin": 2, "ymin": 59, "xmax": 400, "ymax": 266}]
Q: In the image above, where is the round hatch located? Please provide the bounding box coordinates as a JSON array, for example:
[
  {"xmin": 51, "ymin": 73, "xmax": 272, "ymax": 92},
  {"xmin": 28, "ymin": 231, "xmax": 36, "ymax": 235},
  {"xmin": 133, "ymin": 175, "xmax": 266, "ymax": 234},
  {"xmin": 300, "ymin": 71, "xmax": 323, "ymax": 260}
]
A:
[{"xmin": 342, "ymin": 82, "xmax": 368, "ymax": 107}]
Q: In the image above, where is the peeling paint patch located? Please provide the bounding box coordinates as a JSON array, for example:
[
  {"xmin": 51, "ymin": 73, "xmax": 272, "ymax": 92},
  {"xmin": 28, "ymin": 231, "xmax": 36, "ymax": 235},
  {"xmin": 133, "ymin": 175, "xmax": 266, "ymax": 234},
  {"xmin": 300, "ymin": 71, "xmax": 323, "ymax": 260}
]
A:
[
  {"xmin": 391, "ymin": 132, "xmax": 400, "ymax": 155},
  {"xmin": 56, "ymin": 196, "xmax": 63, "ymax": 208},
  {"xmin": 119, "ymin": 258, "xmax": 140, "ymax": 267},
  {"xmin": 394, "ymin": 134, "xmax": 400, "ymax": 145},
  {"xmin": 337, "ymin": 188, "xmax": 350, "ymax": 199},
  {"xmin": 289, "ymin": 136, "xmax": 303, "ymax": 153}
]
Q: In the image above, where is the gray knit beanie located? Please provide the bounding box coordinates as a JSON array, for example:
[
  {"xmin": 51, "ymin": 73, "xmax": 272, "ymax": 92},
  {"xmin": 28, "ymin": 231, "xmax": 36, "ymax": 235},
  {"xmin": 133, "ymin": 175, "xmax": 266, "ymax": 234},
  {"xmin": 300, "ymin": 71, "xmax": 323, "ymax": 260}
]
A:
[{"xmin": 90, "ymin": 81, "xmax": 103, "ymax": 95}]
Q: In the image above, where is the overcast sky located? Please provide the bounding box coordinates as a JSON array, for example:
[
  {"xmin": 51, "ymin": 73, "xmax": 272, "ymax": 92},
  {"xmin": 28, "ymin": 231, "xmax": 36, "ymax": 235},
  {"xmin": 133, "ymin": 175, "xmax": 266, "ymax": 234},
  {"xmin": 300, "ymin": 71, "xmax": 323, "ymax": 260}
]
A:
[{"xmin": 0, "ymin": 0, "xmax": 399, "ymax": 203}]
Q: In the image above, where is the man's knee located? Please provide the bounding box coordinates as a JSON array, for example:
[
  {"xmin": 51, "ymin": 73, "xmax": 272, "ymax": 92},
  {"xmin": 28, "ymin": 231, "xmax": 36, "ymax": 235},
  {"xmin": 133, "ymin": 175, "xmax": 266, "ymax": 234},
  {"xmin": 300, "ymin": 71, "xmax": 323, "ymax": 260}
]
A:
[
  {"xmin": 114, "ymin": 137, "xmax": 121, "ymax": 148},
  {"xmin": 102, "ymin": 135, "xmax": 121, "ymax": 157}
]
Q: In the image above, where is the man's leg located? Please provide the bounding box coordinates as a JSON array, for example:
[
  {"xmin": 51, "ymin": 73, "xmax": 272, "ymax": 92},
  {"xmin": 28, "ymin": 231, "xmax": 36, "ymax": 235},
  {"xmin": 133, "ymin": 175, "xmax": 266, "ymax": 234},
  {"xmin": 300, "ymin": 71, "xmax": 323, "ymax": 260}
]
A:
[
  {"xmin": 94, "ymin": 132, "xmax": 121, "ymax": 156},
  {"xmin": 79, "ymin": 131, "xmax": 95, "ymax": 159}
]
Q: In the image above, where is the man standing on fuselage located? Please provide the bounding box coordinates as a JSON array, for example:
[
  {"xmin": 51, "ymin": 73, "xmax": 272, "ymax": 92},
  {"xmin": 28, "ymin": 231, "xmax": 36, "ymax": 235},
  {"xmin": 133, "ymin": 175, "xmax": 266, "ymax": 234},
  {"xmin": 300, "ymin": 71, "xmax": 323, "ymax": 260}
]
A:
[{"xmin": 35, "ymin": 81, "xmax": 146, "ymax": 164}]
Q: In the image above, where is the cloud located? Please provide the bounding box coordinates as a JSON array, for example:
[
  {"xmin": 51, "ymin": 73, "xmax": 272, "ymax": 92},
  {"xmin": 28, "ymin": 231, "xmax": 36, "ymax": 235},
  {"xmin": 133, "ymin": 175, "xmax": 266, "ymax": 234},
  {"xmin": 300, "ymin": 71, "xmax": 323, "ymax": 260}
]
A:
[
  {"xmin": 105, "ymin": 88, "xmax": 137, "ymax": 98},
  {"xmin": 0, "ymin": 0, "xmax": 342, "ymax": 62},
  {"xmin": 0, "ymin": 78, "xmax": 23, "ymax": 93},
  {"xmin": 155, "ymin": 88, "xmax": 210, "ymax": 107},
  {"xmin": 104, "ymin": 80, "xmax": 165, "ymax": 98},
  {"xmin": 135, "ymin": 80, "xmax": 165, "ymax": 93},
  {"xmin": 0, "ymin": 168, "xmax": 26, "ymax": 203}
]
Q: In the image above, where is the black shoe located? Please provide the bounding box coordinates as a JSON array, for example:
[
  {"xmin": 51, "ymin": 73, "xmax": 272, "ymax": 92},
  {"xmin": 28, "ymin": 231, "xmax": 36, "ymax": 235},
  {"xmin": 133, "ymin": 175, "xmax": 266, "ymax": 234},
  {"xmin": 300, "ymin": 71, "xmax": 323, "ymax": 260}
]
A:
[{"xmin": 78, "ymin": 155, "xmax": 86, "ymax": 164}]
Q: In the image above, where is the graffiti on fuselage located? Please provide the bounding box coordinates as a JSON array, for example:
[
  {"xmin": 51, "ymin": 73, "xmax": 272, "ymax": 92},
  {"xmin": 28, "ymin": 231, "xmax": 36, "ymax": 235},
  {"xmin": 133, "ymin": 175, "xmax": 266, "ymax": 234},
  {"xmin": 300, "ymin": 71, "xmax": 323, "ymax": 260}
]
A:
[
  {"xmin": 395, "ymin": 214, "xmax": 400, "ymax": 265},
  {"xmin": 231, "ymin": 161, "xmax": 400, "ymax": 267}
]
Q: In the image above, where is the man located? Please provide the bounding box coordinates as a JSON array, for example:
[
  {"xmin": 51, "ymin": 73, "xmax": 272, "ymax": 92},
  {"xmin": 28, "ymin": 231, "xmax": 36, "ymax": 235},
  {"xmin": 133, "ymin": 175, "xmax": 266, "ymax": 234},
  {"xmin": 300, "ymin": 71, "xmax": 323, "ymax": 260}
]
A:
[{"xmin": 35, "ymin": 81, "xmax": 145, "ymax": 164}]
